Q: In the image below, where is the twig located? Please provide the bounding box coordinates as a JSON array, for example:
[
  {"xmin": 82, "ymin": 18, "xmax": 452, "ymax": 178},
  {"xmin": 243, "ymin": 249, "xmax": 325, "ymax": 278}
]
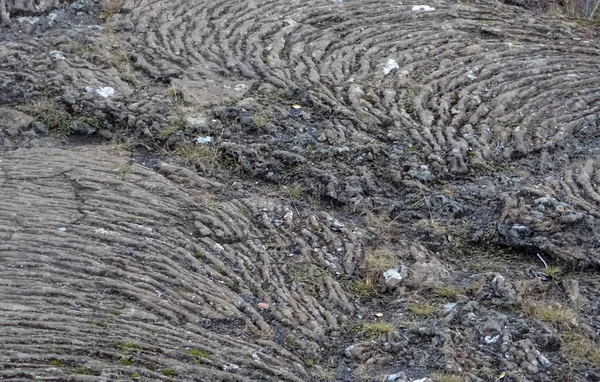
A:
[{"xmin": 536, "ymin": 253, "xmax": 548, "ymax": 268}]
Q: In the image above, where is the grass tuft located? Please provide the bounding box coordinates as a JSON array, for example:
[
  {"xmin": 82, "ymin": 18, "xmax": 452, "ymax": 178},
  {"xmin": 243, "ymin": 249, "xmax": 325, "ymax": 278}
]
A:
[
  {"xmin": 433, "ymin": 286, "xmax": 462, "ymax": 299},
  {"xmin": 359, "ymin": 321, "xmax": 395, "ymax": 338},
  {"xmin": 408, "ymin": 303, "xmax": 435, "ymax": 318},
  {"xmin": 432, "ymin": 372, "xmax": 463, "ymax": 382},
  {"xmin": 281, "ymin": 184, "xmax": 304, "ymax": 200},
  {"xmin": 523, "ymin": 302, "xmax": 575, "ymax": 326}
]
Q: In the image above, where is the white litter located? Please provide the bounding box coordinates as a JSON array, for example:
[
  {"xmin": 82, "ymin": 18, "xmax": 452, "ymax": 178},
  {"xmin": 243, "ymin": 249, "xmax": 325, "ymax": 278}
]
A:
[
  {"xmin": 485, "ymin": 335, "xmax": 500, "ymax": 344},
  {"xmin": 18, "ymin": 16, "xmax": 40, "ymax": 24},
  {"xmin": 195, "ymin": 136, "xmax": 213, "ymax": 144},
  {"xmin": 95, "ymin": 87, "xmax": 115, "ymax": 98},
  {"xmin": 412, "ymin": 5, "xmax": 436, "ymax": 11},
  {"xmin": 234, "ymin": 83, "xmax": 248, "ymax": 92},
  {"xmin": 383, "ymin": 59, "xmax": 400, "ymax": 75},
  {"xmin": 57, "ymin": 228, "xmax": 67, "ymax": 232},
  {"xmin": 50, "ymin": 51, "xmax": 65, "ymax": 60},
  {"xmin": 332, "ymin": 0, "xmax": 343, "ymax": 3}
]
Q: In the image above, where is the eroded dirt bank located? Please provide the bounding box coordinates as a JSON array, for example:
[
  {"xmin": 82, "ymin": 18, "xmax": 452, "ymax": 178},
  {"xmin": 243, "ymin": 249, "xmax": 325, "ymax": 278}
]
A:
[{"xmin": 0, "ymin": 0, "xmax": 599, "ymax": 381}]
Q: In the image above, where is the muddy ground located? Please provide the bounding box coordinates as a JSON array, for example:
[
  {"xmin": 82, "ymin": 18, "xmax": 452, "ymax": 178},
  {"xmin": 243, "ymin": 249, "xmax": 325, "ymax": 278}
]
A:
[{"xmin": 0, "ymin": 0, "xmax": 599, "ymax": 381}]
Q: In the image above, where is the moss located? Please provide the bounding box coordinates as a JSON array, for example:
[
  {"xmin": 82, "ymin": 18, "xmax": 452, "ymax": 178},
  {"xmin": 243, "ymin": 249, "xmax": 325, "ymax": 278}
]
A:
[
  {"xmin": 120, "ymin": 358, "xmax": 134, "ymax": 366},
  {"xmin": 131, "ymin": 374, "xmax": 141, "ymax": 380},
  {"xmin": 161, "ymin": 368, "xmax": 178, "ymax": 377},
  {"xmin": 184, "ymin": 348, "xmax": 210, "ymax": 358},
  {"xmin": 74, "ymin": 366, "xmax": 94, "ymax": 375},
  {"xmin": 49, "ymin": 360, "xmax": 64, "ymax": 367},
  {"xmin": 120, "ymin": 342, "xmax": 142, "ymax": 355}
]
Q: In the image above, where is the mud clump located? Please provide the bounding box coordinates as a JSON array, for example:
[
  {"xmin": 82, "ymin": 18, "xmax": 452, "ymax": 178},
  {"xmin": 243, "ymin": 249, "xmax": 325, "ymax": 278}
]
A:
[{"xmin": 1, "ymin": 0, "xmax": 600, "ymax": 381}]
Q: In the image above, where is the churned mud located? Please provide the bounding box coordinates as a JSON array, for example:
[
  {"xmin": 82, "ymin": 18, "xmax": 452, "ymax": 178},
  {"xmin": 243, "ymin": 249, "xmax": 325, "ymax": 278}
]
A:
[{"xmin": 0, "ymin": 0, "xmax": 599, "ymax": 381}]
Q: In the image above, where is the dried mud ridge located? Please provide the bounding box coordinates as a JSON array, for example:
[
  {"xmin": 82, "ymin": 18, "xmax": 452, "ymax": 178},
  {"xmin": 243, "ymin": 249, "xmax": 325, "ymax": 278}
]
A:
[{"xmin": 1, "ymin": 0, "xmax": 600, "ymax": 381}]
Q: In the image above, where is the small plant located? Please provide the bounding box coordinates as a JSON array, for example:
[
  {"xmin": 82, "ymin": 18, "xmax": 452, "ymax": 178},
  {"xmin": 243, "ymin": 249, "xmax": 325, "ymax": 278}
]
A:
[
  {"xmin": 184, "ymin": 348, "xmax": 210, "ymax": 358},
  {"xmin": 365, "ymin": 248, "xmax": 395, "ymax": 274},
  {"xmin": 352, "ymin": 279, "xmax": 378, "ymax": 297},
  {"xmin": 523, "ymin": 302, "xmax": 575, "ymax": 326},
  {"xmin": 91, "ymin": 321, "xmax": 106, "ymax": 327},
  {"xmin": 156, "ymin": 117, "xmax": 186, "ymax": 141},
  {"xmin": 115, "ymin": 163, "xmax": 133, "ymax": 179},
  {"xmin": 433, "ymin": 286, "xmax": 462, "ymax": 299},
  {"xmin": 176, "ymin": 144, "xmax": 222, "ymax": 175},
  {"xmin": 281, "ymin": 184, "xmax": 304, "ymax": 200},
  {"xmin": 359, "ymin": 321, "xmax": 395, "ymax": 338},
  {"xmin": 101, "ymin": 0, "xmax": 125, "ymax": 18},
  {"xmin": 544, "ymin": 265, "xmax": 563, "ymax": 279},
  {"xmin": 408, "ymin": 303, "xmax": 435, "ymax": 318},
  {"xmin": 120, "ymin": 342, "xmax": 142, "ymax": 355},
  {"xmin": 131, "ymin": 374, "xmax": 141, "ymax": 380},
  {"xmin": 49, "ymin": 360, "xmax": 64, "ymax": 367},
  {"xmin": 161, "ymin": 368, "xmax": 177, "ymax": 377},
  {"xmin": 432, "ymin": 372, "xmax": 463, "ymax": 382},
  {"xmin": 75, "ymin": 366, "xmax": 94, "ymax": 375},
  {"xmin": 107, "ymin": 308, "xmax": 120, "ymax": 315},
  {"xmin": 120, "ymin": 358, "xmax": 133, "ymax": 366}
]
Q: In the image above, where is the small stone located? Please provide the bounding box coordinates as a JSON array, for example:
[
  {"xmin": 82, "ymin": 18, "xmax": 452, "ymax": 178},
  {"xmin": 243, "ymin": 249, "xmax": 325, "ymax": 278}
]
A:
[{"xmin": 257, "ymin": 302, "xmax": 269, "ymax": 310}]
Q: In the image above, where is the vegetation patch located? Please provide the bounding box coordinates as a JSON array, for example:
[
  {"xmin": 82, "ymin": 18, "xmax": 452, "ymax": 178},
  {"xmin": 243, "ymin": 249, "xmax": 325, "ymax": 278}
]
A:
[
  {"xmin": 523, "ymin": 302, "xmax": 576, "ymax": 327},
  {"xmin": 184, "ymin": 348, "xmax": 210, "ymax": 358},
  {"xmin": 358, "ymin": 321, "xmax": 395, "ymax": 339},
  {"xmin": 408, "ymin": 303, "xmax": 435, "ymax": 318}
]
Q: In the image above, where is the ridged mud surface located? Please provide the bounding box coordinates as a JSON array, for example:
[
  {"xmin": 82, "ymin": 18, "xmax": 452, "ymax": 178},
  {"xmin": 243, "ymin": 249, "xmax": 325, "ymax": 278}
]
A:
[{"xmin": 1, "ymin": 0, "xmax": 599, "ymax": 381}]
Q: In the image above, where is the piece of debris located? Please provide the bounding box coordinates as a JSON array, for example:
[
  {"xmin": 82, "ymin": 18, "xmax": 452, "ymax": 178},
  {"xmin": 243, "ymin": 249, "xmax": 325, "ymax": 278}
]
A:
[
  {"xmin": 195, "ymin": 136, "xmax": 213, "ymax": 144},
  {"xmin": 412, "ymin": 5, "xmax": 435, "ymax": 12},
  {"xmin": 50, "ymin": 51, "xmax": 65, "ymax": 60},
  {"xmin": 331, "ymin": 0, "xmax": 343, "ymax": 3},
  {"xmin": 57, "ymin": 228, "xmax": 67, "ymax": 232},
  {"xmin": 383, "ymin": 268, "xmax": 403, "ymax": 287},
  {"xmin": 17, "ymin": 16, "xmax": 39, "ymax": 24},
  {"xmin": 234, "ymin": 83, "xmax": 248, "ymax": 92},
  {"xmin": 291, "ymin": 104, "xmax": 302, "ymax": 109},
  {"xmin": 223, "ymin": 363, "xmax": 239, "ymax": 371},
  {"xmin": 374, "ymin": 312, "xmax": 383, "ymax": 318},
  {"xmin": 257, "ymin": 302, "xmax": 269, "ymax": 310},
  {"xmin": 383, "ymin": 59, "xmax": 400, "ymax": 75},
  {"xmin": 95, "ymin": 87, "xmax": 115, "ymax": 98}
]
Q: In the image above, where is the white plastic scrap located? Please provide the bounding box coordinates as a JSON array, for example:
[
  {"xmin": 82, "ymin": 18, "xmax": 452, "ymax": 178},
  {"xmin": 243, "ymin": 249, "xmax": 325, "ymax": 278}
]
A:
[
  {"xmin": 95, "ymin": 87, "xmax": 115, "ymax": 98},
  {"xmin": 223, "ymin": 363, "xmax": 239, "ymax": 371},
  {"xmin": 332, "ymin": 0, "xmax": 343, "ymax": 3},
  {"xmin": 49, "ymin": 51, "xmax": 65, "ymax": 60},
  {"xmin": 412, "ymin": 5, "xmax": 436, "ymax": 11},
  {"xmin": 195, "ymin": 136, "xmax": 213, "ymax": 144},
  {"xmin": 383, "ymin": 59, "xmax": 400, "ymax": 75},
  {"xmin": 17, "ymin": 16, "xmax": 40, "ymax": 24},
  {"xmin": 234, "ymin": 83, "xmax": 248, "ymax": 92},
  {"xmin": 485, "ymin": 335, "xmax": 500, "ymax": 344}
]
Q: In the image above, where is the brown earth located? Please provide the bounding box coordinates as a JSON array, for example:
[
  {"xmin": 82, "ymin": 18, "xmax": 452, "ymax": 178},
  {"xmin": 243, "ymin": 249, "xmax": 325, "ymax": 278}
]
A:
[{"xmin": 0, "ymin": 0, "xmax": 599, "ymax": 381}]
